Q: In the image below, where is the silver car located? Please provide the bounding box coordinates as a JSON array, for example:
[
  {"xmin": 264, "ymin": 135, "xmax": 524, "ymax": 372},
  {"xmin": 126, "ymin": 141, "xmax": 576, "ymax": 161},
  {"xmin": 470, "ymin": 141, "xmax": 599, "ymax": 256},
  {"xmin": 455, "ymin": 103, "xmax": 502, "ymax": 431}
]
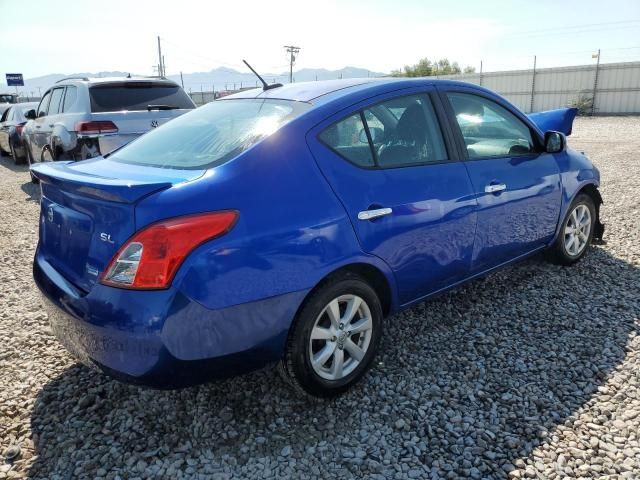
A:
[{"xmin": 22, "ymin": 76, "xmax": 195, "ymax": 164}]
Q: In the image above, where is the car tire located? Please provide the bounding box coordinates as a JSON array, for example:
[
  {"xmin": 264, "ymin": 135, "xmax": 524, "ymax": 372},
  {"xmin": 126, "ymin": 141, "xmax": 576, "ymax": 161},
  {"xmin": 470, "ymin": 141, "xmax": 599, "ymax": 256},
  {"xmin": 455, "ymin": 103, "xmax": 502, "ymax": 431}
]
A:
[
  {"xmin": 25, "ymin": 146, "xmax": 39, "ymax": 183},
  {"xmin": 41, "ymin": 145, "xmax": 55, "ymax": 162},
  {"xmin": 548, "ymin": 193, "xmax": 596, "ymax": 265},
  {"xmin": 10, "ymin": 141, "xmax": 24, "ymax": 165},
  {"xmin": 280, "ymin": 272, "xmax": 383, "ymax": 398}
]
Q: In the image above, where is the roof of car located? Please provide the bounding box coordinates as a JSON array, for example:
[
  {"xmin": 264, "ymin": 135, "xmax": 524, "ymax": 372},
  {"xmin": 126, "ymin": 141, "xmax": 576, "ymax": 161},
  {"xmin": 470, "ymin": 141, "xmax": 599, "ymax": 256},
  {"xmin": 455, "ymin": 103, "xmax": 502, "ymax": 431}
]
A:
[
  {"xmin": 54, "ymin": 76, "xmax": 179, "ymax": 87},
  {"xmin": 222, "ymin": 77, "xmax": 478, "ymax": 104}
]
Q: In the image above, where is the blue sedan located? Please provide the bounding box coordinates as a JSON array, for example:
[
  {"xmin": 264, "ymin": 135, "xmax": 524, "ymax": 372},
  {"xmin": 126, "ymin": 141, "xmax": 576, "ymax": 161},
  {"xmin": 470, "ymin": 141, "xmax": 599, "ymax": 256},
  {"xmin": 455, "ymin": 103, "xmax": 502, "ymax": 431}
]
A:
[{"xmin": 32, "ymin": 78, "xmax": 604, "ymax": 397}]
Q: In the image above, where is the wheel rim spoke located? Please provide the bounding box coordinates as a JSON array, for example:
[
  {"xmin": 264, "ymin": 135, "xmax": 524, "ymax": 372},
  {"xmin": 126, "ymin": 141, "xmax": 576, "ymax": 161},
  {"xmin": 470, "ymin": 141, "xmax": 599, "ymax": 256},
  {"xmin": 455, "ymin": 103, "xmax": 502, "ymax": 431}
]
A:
[
  {"xmin": 342, "ymin": 296, "xmax": 362, "ymax": 324},
  {"xmin": 326, "ymin": 299, "xmax": 341, "ymax": 329},
  {"xmin": 344, "ymin": 338, "xmax": 365, "ymax": 362},
  {"xmin": 313, "ymin": 342, "xmax": 336, "ymax": 368},
  {"xmin": 349, "ymin": 316, "xmax": 372, "ymax": 335},
  {"xmin": 331, "ymin": 348, "xmax": 344, "ymax": 378},
  {"xmin": 311, "ymin": 326, "xmax": 333, "ymax": 340}
]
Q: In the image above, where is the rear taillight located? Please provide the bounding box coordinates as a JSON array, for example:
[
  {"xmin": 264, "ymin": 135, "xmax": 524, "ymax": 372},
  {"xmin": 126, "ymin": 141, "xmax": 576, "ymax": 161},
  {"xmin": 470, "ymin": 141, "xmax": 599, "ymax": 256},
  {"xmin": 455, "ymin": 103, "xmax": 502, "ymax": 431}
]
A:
[
  {"xmin": 15, "ymin": 123, "xmax": 25, "ymax": 136},
  {"xmin": 100, "ymin": 211, "xmax": 238, "ymax": 289},
  {"xmin": 75, "ymin": 120, "xmax": 118, "ymax": 135}
]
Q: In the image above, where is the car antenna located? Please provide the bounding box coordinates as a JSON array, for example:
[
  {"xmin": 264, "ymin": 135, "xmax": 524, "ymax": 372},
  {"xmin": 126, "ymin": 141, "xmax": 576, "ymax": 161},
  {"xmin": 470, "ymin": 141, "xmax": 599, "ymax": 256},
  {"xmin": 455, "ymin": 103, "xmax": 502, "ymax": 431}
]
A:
[{"xmin": 243, "ymin": 60, "xmax": 283, "ymax": 91}]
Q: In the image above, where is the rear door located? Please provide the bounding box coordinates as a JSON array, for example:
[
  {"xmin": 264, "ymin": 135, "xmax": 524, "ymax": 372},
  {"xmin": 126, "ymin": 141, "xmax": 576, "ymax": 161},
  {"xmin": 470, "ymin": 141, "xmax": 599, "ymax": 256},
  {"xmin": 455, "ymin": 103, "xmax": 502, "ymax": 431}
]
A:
[
  {"xmin": 39, "ymin": 87, "xmax": 65, "ymax": 151},
  {"xmin": 307, "ymin": 88, "xmax": 478, "ymax": 305},
  {"xmin": 440, "ymin": 88, "xmax": 561, "ymax": 273}
]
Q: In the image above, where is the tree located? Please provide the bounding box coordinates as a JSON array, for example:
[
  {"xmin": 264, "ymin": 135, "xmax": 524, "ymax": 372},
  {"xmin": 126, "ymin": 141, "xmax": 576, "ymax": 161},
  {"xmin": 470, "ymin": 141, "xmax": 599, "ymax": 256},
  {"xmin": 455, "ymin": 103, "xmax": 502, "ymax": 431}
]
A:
[{"xmin": 391, "ymin": 57, "xmax": 475, "ymax": 77}]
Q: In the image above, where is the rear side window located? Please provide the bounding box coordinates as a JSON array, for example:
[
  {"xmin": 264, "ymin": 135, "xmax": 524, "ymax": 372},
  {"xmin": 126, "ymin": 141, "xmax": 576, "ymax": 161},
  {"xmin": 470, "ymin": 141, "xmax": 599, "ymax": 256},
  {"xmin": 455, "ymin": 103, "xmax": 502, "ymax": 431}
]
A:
[
  {"xmin": 89, "ymin": 82, "xmax": 194, "ymax": 112},
  {"xmin": 320, "ymin": 93, "xmax": 448, "ymax": 169},
  {"xmin": 48, "ymin": 88, "xmax": 65, "ymax": 115},
  {"xmin": 319, "ymin": 113, "xmax": 374, "ymax": 167},
  {"xmin": 109, "ymin": 99, "xmax": 310, "ymax": 169},
  {"xmin": 62, "ymin": 86, "xmax": 77, "ymax": 112},
  {"xmin": 447, "ymin": 92, "xmax": 535, "ymax": 158}
]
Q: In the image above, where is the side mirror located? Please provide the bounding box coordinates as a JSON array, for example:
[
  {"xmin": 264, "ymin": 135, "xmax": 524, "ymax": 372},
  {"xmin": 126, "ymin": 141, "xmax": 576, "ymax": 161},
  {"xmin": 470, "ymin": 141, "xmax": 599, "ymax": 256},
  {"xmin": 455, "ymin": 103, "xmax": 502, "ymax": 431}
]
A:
[
  {"xmin": 358, "ymin": 127, "xmax": 385, "ymax": 144},
  {"xmin": 24, "ymin": 109, "xmax": 36, "ymax": 120},
  {"xmin": 545, "ymin": 131, "xmax": 566, "ymax": 153}
]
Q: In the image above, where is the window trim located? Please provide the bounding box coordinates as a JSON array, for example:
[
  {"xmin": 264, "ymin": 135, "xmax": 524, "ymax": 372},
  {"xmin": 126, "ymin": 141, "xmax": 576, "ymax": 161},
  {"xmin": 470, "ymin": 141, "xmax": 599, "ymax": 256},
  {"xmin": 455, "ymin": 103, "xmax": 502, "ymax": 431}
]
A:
[
  {"xmin": 438, "ymin": 87, "xmax": 545, "ymax": 162},
  {"xmin": 316, "ymin": 91, "xmax": 455, "ymax": 171}
]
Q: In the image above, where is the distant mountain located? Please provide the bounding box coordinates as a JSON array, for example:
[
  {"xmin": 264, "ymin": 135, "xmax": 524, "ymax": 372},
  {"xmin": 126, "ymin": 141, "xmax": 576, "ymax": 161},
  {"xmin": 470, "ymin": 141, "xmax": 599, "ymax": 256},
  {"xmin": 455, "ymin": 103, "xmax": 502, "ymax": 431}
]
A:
[{"xmin": 14, "ymin": 66, "xmax": 387, "ymax": 96}]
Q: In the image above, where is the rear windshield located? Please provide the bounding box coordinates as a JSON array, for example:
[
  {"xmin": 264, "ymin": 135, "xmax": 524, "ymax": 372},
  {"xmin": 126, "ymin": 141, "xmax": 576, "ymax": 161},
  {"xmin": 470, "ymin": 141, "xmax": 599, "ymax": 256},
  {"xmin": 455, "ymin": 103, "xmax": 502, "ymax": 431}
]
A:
[
  {"xmin": 0, "ymin": 94, "xmax": 17, "ymax": 104},
  {"xmin": 89, "ymin": 82, "xmax": 194, "ymax": 112},
  {"xmin": 109, "ymin": 99, "xmax": 310, "ymax": 169}
]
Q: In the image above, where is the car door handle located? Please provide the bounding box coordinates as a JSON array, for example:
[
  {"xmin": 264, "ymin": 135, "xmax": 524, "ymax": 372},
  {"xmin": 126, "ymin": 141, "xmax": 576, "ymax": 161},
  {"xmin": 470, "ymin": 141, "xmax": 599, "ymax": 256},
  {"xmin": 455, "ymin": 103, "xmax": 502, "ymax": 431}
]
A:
[
  {"xmin": 485, "ymin": 183, "xmax": 507, "ymax": 193},
  {"xmin": 35, "ymin": 125, "xmax": 41, "ymax": 129},
  {"xmin": 48, "ymin": 124, "xmax": 54, "ymax": 128},
  {"xmin": 358, "ymin": 207, "xmax": 393, "ymax": 221}
]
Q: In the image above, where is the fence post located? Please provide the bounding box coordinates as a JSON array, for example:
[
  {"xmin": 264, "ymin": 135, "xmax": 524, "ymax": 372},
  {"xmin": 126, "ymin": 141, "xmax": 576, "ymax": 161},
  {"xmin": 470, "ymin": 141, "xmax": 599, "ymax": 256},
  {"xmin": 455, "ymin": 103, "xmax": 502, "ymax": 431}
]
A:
[
  {"xmin": 530, "ymin": 55, "xmax": 537, "ymax": 113},
  {"xmin": 479, "ymin": 60, "xmax": 483, "ymax": 86},
  {"xmin": 591, "ymin": 49, "xmax": 601, "ymax": 116}
]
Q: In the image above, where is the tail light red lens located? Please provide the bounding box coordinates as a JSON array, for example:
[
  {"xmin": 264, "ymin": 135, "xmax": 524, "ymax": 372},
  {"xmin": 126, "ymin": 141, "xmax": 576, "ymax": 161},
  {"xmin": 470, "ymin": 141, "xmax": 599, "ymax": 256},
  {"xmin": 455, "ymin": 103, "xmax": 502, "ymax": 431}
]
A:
[
  {"xmin": 75, "ymin": 121, "xmax": 119, "ymax": 135},
  {"xmin": 100, "ymin": 211, "xmax": 238, "ymax": 289}
]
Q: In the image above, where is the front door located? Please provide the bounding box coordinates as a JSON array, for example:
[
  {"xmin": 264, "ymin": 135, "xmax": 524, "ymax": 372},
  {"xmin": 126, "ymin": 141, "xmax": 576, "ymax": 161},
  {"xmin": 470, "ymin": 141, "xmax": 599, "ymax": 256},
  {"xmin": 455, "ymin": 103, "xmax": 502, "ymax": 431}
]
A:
[
  {"xmin": 441, "ymin": 89, "xmax": 562, "ymax": 273},
  {"xmin": 308, "ymin": 89, "xmax": 477, "ymax": 305}
]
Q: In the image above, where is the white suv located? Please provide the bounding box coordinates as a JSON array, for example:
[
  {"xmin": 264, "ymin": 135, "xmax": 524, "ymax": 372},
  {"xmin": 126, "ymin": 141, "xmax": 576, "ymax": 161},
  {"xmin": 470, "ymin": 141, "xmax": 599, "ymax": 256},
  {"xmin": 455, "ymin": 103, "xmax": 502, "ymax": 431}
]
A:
[{"xmin": 22, "ymin": 76, "xmax": 195, "ymax": 164}]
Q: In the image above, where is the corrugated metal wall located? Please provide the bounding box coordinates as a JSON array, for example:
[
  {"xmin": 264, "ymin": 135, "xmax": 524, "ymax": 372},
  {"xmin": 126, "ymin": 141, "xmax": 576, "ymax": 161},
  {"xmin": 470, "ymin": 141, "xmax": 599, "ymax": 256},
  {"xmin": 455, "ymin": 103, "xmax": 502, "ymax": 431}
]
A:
[{"xmin": 436, "ymin": 61, "xmax": 640, "ymax": 114}]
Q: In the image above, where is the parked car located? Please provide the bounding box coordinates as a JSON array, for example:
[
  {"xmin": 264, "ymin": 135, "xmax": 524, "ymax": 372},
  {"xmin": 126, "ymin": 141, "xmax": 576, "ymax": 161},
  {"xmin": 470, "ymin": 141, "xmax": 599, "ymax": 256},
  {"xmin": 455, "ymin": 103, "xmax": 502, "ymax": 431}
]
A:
[
  {"xmin": 0, "ymin": 102, "xmax": 38, "ymax": 163},
  {"xmin": 0, "ymin": 93, "xmax": 19, "ymax": 117},
  {"xmin": 22, "ymin": 76, "xmax": 195, "ymax": 167},
  {"xmin": 31, "ymin": 78, "xmax": 604, "ymax": 397}
]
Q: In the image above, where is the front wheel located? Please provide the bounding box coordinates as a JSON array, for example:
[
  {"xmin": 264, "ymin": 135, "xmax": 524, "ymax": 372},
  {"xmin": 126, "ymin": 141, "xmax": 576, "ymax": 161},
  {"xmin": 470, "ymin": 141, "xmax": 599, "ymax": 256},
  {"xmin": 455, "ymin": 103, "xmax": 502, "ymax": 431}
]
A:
[
  {"xmin": 280, "ymin": 272, "xmax": 383, "ymax": 398},
  {"xmin": 548, "ymin": 193, "xmax": 596, "ymax": 265}
]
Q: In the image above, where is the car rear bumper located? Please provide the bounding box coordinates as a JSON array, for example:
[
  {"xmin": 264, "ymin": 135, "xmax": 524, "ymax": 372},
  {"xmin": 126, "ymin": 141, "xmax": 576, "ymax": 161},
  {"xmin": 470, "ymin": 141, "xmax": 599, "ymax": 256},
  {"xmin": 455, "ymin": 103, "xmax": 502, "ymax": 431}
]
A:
[{"xmin": 33, "ymin": 250, "xmax": 307, "ymax": 388}]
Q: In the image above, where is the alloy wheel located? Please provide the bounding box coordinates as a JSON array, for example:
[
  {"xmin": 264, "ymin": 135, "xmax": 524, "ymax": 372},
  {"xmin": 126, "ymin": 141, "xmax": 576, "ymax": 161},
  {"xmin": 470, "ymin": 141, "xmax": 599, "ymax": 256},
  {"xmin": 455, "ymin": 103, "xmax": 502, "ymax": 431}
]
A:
[
  {"xmin": 308, "ymin": 294, "xmax": 373, "ymax": 381},
  {"xmin": 564, "ymin": 204, "xmax": 592, "ymax": 256}
]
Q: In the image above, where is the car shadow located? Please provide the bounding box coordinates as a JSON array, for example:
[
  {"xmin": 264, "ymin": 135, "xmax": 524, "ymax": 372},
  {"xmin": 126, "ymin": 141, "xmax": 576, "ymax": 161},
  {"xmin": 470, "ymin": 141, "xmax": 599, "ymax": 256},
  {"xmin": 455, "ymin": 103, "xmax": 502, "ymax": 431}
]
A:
[
  {"xmin": 0, "ymin": 155, "xmax": 40, "ymax": 202},
  {"xmin": 27, "ymin": 247, "xmax": 639, "ymax": 478}
]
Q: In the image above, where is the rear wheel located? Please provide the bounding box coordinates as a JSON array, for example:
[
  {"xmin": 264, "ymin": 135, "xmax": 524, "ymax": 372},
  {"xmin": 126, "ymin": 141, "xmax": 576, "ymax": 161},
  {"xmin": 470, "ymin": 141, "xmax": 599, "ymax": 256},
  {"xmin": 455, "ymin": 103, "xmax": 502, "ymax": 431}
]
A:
[
  {"xmin": 10, "ymin": 140, "xmax": 24, "ymax": 165},
  {"xmin": 548, "ymin": 193, "xmax": 596, "ymax": 265},
  {"xmin": 280, "ymin": 273, "xmax": 383, "ymax": 398}
]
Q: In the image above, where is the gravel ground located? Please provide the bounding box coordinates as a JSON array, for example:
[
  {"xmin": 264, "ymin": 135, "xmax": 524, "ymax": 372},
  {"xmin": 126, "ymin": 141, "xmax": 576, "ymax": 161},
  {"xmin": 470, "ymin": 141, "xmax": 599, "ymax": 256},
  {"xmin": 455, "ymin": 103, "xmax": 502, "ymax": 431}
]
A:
[{"xmin": 1, "ymin": 117, "xmax": 639, "ymax": 480}]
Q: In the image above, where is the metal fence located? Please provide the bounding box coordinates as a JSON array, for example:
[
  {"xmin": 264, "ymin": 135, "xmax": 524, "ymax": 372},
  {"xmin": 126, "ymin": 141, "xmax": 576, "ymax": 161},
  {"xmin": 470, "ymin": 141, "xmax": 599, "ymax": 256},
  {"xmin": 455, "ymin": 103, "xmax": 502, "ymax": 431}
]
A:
[{"xmin": 435, "ymin": 61, "xmax": 640, "ymax": 114}]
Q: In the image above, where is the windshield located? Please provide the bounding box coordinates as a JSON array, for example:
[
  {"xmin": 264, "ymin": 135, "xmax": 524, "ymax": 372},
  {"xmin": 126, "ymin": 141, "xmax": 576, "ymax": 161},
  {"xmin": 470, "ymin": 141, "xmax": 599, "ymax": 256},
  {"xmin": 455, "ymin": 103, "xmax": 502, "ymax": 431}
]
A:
[
  {"xmin": 109, "ymin": 99, "xmax": 310, "ymax": 169},
  {"xmin": 89, "ymin": 82, "xmax": 194, "ymax": 112},
  {"xmin": 0, "ymin": 94, "xmax": 17, "ymax": 104}
]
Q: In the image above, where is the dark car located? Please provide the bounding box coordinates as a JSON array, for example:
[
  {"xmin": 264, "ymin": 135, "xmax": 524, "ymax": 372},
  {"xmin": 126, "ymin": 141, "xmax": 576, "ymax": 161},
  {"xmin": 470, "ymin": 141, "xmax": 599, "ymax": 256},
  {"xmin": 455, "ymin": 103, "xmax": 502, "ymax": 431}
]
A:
[{"xmin": 0, "ymin": 102, "xmax": 38, "ymax": 163}]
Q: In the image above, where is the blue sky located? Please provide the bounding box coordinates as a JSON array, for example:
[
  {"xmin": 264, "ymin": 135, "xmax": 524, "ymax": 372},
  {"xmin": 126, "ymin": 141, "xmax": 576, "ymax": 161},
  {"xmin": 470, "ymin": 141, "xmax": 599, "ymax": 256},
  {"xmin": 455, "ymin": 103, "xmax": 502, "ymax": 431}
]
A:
[{"xmin": 1, "ymin": 0, "xmax": 639, "ymax": 81}]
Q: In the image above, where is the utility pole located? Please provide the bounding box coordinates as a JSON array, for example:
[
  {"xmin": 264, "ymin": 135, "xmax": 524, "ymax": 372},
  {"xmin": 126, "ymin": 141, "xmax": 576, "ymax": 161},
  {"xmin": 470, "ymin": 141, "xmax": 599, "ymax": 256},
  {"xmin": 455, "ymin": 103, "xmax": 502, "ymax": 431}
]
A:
[
  {"xmin": 157, "ymin": 36, "xmax": 164, "ymax": 77},
  {"xmin": 162, "ymin": 55, "xmax": 166, "ymax": 77},
  {"xmin": 180, "ymin": 72, "xmax": 184, "ymax": 88},
  {"xmin": 284, "ymin": 45, "xmax": 301, "ymax": 83},
  {"xmin": 37, "ymin": 86, "xmax": 42, "ymax": 97},
  {"xmin": 479, "ymin": 60, "xmax": 483, "ymax": 86},
  {"xmin": 530, "ymin": 55, "xmax": 537, "ymax": 113},
  {"xmin": 591, "ymin": 49, "xmax": 601, "ymax": 116}
]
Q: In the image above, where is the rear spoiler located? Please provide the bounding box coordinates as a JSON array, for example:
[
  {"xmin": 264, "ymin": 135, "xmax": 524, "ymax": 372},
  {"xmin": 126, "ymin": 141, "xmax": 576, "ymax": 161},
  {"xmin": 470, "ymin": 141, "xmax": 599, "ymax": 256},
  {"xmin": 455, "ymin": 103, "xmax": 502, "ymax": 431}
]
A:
[{"xmin": 527, "ymin": 107, "xmax": 578, "ymax": 136}]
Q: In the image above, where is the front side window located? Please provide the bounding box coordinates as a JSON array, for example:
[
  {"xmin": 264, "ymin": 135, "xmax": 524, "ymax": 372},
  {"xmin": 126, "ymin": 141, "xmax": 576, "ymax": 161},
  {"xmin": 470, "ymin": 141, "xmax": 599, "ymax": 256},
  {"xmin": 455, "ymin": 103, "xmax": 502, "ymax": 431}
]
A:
[
  {"xmin": 447, "ymin": 92, "xmax": 535, "ymax": 159},
  {"xmin": 110, "ymin": 99, "xmax": 310, "ymax": 169},
  {"xmin": 319, "ymin": 93, "xmax": 448, "ymax": 169},
  {"xmin": 0, "ymin": 95, "xmax": 16, "ymax": 104}
]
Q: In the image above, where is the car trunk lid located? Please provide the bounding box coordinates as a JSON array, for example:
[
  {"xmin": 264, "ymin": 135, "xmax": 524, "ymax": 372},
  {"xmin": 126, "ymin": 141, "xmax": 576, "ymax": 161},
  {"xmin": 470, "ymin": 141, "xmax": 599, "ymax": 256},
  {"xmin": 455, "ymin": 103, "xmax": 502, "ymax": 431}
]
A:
[{"xmin": 31, "ymin": 159, "xmax": 204, "ymax": 292}]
